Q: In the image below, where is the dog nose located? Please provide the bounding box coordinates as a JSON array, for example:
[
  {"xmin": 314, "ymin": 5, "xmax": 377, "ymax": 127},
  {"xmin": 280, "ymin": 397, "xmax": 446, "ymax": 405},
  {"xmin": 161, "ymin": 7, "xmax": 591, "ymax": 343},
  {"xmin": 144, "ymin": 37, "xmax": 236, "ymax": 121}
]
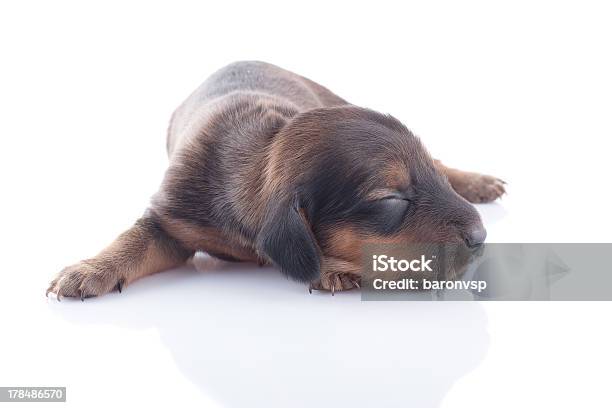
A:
[{"xmin": 465, "ymin": 226, "xmax": 487, "ymax": 248}]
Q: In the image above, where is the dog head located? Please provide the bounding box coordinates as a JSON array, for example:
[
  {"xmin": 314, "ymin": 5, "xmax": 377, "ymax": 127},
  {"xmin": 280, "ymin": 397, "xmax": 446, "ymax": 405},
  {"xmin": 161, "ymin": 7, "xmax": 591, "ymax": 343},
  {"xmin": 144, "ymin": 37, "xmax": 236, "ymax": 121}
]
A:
[{"xmin": 256, "ymin": 106, "xmax": 486, "ymax": 282}]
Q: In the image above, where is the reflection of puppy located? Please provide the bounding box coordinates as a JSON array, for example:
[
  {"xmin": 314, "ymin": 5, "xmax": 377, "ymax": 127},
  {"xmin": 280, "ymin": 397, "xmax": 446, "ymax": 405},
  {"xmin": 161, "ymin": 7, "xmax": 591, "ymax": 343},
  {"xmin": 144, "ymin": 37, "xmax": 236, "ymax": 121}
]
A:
[{"xmin": 47, "ymin": 61, "xmax": 505, "ymax": 299}]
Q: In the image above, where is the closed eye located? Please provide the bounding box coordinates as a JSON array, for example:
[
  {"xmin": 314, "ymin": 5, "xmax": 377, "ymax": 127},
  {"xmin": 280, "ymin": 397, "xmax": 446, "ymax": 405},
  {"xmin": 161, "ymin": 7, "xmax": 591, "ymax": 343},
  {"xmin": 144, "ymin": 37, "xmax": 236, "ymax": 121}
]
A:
[
  {"xmin": 381, "ymin": 195, "xmax": 412, "ymax": 202},
  {"xmin": 355, "ymin": 193, "xmax": 412, "ymax": 234},
  {"xmin": 367, "ymin": 187, "xmax": 416, "ymax": 203}
]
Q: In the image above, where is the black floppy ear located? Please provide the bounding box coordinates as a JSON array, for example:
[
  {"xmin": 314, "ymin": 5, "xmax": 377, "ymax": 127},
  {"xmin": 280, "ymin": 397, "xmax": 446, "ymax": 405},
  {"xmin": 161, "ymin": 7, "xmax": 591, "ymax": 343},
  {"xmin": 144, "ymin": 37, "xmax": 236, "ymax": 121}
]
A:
[{"xmin": 256, "ymin": 195, "xmax": 321, "ymax": 282}]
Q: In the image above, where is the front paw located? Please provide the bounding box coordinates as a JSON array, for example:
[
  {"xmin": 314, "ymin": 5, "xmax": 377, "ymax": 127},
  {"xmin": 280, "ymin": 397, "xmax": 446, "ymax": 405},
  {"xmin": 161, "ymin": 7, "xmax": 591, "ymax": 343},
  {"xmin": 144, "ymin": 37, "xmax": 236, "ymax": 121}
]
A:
[
  {"xmin": 309, "ymin": 273, "xmax": 361, "ymax": 295},
  {"xmin": 47, "ymin": 260, "xmax": 124, "ymax": 301},
  {"xmin": 457, "ymin": 173, "xmax": 506, "ymax": 203}
]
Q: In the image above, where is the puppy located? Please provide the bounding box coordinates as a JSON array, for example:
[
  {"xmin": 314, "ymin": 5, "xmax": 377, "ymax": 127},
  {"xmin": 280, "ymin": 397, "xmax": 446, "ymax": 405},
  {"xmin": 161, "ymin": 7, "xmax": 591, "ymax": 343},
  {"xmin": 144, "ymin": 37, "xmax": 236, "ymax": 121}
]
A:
[{"xmin": 47, "ymin": 61, "xmax": 505, "ymax": 299}]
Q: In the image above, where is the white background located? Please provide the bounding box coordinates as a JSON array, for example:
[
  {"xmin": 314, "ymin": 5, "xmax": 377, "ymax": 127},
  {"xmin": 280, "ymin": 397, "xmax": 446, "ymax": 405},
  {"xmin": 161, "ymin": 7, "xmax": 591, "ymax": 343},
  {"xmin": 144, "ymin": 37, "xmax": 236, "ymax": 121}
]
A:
[{"xmin": 1, "ymin": 1, "xmax": 611, "ymax": 407}]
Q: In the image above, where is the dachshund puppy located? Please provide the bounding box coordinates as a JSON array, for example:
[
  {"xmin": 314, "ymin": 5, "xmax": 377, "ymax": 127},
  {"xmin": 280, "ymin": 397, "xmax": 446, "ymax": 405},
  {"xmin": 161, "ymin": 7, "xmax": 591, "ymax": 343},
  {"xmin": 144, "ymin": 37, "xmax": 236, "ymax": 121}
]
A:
[{"xmin": 47, "ymin": 61, "xmax": 505, "ymax": 299}]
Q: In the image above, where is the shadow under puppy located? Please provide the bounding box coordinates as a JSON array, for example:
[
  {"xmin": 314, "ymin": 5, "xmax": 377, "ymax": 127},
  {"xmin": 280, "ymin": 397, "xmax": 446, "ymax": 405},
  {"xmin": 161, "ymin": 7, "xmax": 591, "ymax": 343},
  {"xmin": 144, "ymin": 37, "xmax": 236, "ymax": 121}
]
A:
[{"xmin": 47, "ymin": 61, "xmax": 505, "ymax": 299}]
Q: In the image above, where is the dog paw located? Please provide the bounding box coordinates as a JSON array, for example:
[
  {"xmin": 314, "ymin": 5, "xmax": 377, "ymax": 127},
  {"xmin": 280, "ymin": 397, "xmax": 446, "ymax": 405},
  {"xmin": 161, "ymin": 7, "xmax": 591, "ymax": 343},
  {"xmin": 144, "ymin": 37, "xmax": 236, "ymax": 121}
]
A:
[
  {"xmin": 456, "ymin": 173, "xmax": 506, "ymax": 204},
  {"xmin": 46, "ymin": 260, "xmax": 124, "ymax": 301},
  {"xmin": 309, "ymin": 273, "xmax": 361, "ymax": 295}
]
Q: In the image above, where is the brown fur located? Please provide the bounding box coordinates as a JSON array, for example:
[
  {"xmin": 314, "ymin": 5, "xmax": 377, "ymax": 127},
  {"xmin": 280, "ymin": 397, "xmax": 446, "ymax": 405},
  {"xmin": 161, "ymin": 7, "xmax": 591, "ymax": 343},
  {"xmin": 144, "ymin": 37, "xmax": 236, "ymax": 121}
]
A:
[
  {"xmin": 48, "ymin": 61, "xmax": 505, "ymax": 298},
  {"xmin": 47, "ymin": 215, "xmax": 191, "ymax": 300}
]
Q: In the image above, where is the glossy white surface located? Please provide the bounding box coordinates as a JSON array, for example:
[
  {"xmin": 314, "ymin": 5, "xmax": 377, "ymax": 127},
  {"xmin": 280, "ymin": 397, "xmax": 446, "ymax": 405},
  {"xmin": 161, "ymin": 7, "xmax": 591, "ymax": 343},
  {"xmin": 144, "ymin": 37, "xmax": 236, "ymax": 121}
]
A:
[{"xmin": 1, "ymin": 1, "xmax": 611, "ymax": 407}]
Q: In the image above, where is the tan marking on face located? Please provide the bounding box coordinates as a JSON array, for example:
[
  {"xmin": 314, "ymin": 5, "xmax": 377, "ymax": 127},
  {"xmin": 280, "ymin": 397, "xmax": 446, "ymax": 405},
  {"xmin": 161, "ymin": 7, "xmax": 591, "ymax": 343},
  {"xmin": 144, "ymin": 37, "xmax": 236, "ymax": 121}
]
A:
[
  {"xmin": 322, "ymin": 224, "xmax": 410, "ymax": 265},
  {"xmin": 384, "ymin": 161, "xmax": 411, "ymax": 191},
  {"xmin": 361, "ymin": 161, "xmax": 411, "ymax": 199}
]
